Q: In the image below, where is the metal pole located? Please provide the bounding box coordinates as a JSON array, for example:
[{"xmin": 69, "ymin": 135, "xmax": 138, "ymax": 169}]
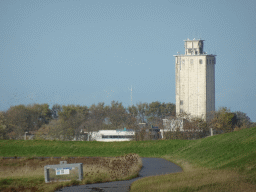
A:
[{"xmin": 128, "ymin": 86, "xmax": 133, "ymax": 106}]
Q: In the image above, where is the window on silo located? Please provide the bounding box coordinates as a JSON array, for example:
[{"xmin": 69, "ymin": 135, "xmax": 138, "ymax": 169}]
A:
[
  {"xmin": 180, "ymin": 109, "xmax": 183, "ymax": 113},
  {"xmin": 199, "ymin": 59, "xmax": 203, "ymax": 64},
  {"xmin": 210, "ymin": 59, "xmax": 212, "ymax": 64},
  {"xmin": 190, "ymin": 59, "xmax": 193, "ymax": 64},
  {"xmin": 207, "ymin": 59, "xmax": 208, "ymax": 64},
  {"xmin": 180, "ymin": 100, "xmax": 183, "ymax": 105}
]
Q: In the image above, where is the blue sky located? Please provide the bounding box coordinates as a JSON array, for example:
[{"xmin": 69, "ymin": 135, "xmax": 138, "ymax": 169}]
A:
[{"xmin": 0, "ymin": 0, "xmax": 255, "ymax": 121}]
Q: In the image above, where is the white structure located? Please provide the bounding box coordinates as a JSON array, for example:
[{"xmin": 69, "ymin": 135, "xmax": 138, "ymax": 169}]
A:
[
  {"xmin": 86, "ymin": 129, "xmax": 135, "ymax": 142},
  {"xmin": 162, "ymin": 118, "xmax": 185, "ymax": 132},
  {"xmin": 161, "ymin": 118, "xmax": 187, "ymax": 135},
  {"xmin": 174, "ymin": 39, "xmax": 216, "ymax": 121}
]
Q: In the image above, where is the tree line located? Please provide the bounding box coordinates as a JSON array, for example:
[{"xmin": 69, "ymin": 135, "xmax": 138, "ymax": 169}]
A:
[
  {"xmin": 164, "ymin": 106, "xmax": 255, "ymax": 140},
  {"xmin": 0, "ymin": 101, "xmax": 254, "ymax": 140},
  {"xmin": 0, "ymin": 101, "xmax": 175, "ymax": 140}
]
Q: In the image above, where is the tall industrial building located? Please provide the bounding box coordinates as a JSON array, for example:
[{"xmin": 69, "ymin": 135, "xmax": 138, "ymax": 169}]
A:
[{"xmin": 174, "ymin": 39, "xmax": 216, "ymax": 121}]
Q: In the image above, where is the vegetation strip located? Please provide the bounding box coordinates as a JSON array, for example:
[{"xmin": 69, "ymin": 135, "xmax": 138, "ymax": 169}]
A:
[
  {"xmin": 0, "ymin": 127, "xmax": 255, "ymax": 191},
  {"xmin": 1, "ymin": 102, "xmax": 254, "ymax": 141}
]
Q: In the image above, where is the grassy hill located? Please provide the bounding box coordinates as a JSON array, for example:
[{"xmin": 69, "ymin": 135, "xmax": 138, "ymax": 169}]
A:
[
  {"xmin": 1, "ymin": 127, "xmax": 256, "ymax": 191},
  {"xmin": 130, "ymin": 127, "xmax": 256, "ymax": 191},
  {"xmin": 171, "ymin": 126, "xmax": 256, "ymax": 172}
]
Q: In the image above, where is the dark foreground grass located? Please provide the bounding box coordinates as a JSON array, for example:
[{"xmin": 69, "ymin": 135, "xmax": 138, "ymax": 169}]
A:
[
  {"xmin": 0, "ymin": 177, "xmax": 45, "ymax": 192},
  {"xmin": 0, "ymin": 177, "xmax": 86, "ymax": 192}
]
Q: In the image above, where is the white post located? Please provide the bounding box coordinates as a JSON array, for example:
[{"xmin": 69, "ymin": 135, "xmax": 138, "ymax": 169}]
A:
[
  {"xmin": 210, "ymin": 128, "xmax": 213, "ymax": 136},
  {"xmin": 24, "ymin": 132, "xmax": 28, "ymax": 140}
]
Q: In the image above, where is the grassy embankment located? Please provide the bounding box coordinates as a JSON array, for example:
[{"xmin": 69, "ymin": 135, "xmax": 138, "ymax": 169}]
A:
[
  {"xmin": 130, "ymin": 127, "xmax": 256, "ymax": 192},
  {"xmin": 0, "ymin": 126, "xmax": 256, "ymax": 191}
]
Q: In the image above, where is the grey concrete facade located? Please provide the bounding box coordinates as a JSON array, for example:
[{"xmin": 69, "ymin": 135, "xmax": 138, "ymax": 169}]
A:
[{"xmin": 174, "ymin": 39, "xmax": 216, "ymax": 121}]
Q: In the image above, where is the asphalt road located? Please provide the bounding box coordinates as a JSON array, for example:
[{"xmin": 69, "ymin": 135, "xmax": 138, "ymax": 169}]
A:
[{"xmin": 56, "ymin": 158, "xmax": 183, "ymax": 192}]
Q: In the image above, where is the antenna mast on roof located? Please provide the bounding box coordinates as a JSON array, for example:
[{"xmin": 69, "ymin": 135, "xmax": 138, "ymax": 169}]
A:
[{"xmin": 128, "ymin": 85, "xmax": 133, "ymax": 106}]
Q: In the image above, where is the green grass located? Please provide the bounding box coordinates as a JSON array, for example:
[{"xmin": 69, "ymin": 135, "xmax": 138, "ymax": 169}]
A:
[
  {"xmin": 1, "ymin": 128, "xmax": 256, "ymax": 176},
  {"xmin": 1, "ymin": 127, "xmax": 256, "ymax": 191},
  {"xmin": 1, "ymin": 128, "xmax": 255, "ymax": 170},
  {"xmin": 172, "ymin": 127, "xmax": 256, "ymax": 171},
  {"xmin": 130, "ymin": 127, "xmax": 256, "ymax": 191},
  {"xmin": 0, "ymin": 139, "xmax": 191, "ymax": 157}
]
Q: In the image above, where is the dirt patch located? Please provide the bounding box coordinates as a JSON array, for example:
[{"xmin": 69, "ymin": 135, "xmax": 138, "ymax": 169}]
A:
[
  {"xmin": 0, "ymin": 154, "xmax": 140, "ymax": 178},
  {"xmin": 0, "ymin": 154, "xmax": 142, "ymax": 192},
  {"xmin": 1, "ymin": 186, "xmax": 39, "ymax": 192},
  {"xmin": 1, "ymin": 157, "xmax": 113, "ymax": 169}
]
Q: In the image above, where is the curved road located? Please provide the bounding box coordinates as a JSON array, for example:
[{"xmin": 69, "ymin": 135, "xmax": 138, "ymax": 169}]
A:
[{"xmin": 56, "ymin": 158, "xmax": 182, "ymax": 192}]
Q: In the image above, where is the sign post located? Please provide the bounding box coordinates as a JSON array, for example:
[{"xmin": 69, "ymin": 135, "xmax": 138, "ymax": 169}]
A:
[{"xmin": 44, "ymin": 161, "xmax": 83, "ymax": 183}]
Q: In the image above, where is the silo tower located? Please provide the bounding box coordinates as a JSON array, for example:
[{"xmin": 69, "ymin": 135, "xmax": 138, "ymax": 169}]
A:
[{"xmin": 174, "ymin": 39, "xmax": 216, "ymax": 121}]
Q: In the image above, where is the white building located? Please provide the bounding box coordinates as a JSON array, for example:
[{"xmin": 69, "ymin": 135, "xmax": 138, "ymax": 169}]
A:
[
  {"xmin": 85, "ymin": 129, "xmax": 135, "ymax": 142},
  {"xmin": 174, "ymin": 39, "xmax": 216, "ymax": 121}
]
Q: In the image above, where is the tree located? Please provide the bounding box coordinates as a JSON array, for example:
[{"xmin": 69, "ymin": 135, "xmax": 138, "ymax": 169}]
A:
[
  {"xmin": 183, "ymin": 116, "xmax": 208, "ymax": 139},
  {"xmin": 127, "ymin": 105, "xmax": 138, "ymax": 119},
  {"xmin": 146, "ymin": 101, "xmax": 162, "ymax": 126},
  {"xmin": 234, "ymin": 111, "xmax": 252, "ymax": 129},
  {"xmin": 135, "ymin": 127, "xmax": 147, "ymax": 141},
  {"xmin": 160, "ymin": 102, "xmax": 176, "ymax": 118},
  {"xmin": 251, "ymin": 122, "xmax": 256, "ymax": 128},
  {"xmin": 210, "ymin": 107, "xmax": 236, "ymax": 133},
  {"xmin": 136, "ymin": 102, "xmax": 148, "ymax": 123},
  {"xmin": 27, "ymin": 103, "xmax": 52, "ymax": 130},
  {"xmin": 145, "ymin": 101, "xmax": 176, "ymax": 129},
  {"xmin": 147, "ymin": 101, "xmax": 161, "ymax": 117},
  {"xmin": 51, "ymin": 104, "xmax": 62, "ymax": 119},
  {"xmin": 58, "ymin": 105, "xmax": 89, "ymax": 140},
  {"xmin": 88, "ymin": 102, "xmax": 107, "ymax": 131},
  {"xmin": 37, "ymin": 119, "xmax": 63, "ymax": 140},
  {"xmin": 5, "ymin": 105, "xmax": 30, "ymax": 139},
  {"xmin": 107, "ymin": 101, "xmax": 127, "ymax": 129},
  {"xmin": 0, "ymin": 112, "xmax": 7, "ymax": 140},
  {"xmin": 3, "ymin": 104, "xmax": 53, "ymax": 139}
]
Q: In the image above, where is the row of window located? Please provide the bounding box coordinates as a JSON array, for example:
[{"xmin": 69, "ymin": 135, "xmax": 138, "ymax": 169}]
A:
[
  {"xmin": 180, "ymin": 100, "xmax": 183, "ymax": 113},
  {"xmin": 102, "ymin": 135, "xmax": 134, "ymax": 139},
  {"xmin": 178, "ymin": 59, "xmax": 215, "ymax": 64}
]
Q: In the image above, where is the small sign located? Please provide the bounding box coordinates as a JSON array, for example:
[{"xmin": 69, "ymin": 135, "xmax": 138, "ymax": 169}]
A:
[
  {"xmin": 56, "ymin": 168, "xmax": 70, "ymax": 175},
  {"xmin": 45, "ymin": 163, "xmax": 83, "ymax": 183}
]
